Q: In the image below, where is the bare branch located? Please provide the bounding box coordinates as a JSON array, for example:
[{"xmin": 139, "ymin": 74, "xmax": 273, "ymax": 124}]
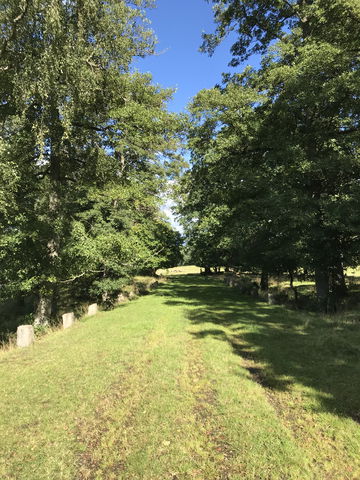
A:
[{"xmin": 58, "ymin": 270, "xmax": 105, "ymax": 284}]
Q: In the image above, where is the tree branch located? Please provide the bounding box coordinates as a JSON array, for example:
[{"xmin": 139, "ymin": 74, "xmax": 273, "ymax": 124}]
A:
[
  {"xmin": 72, "ymin": 121, "xmax": 113, "ymax": 133},
  {"xmin": 1, "ymin": 0, "xmax": 31, "ymax": 59},
  {"xmin": 58, "ymin": 270, "xmax": 105, "ymax": 284}
]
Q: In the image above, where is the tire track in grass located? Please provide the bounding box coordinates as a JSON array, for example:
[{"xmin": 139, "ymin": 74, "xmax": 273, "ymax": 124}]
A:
[
  {"xmin": 108, "ymin": 312, "xmax": 235, "ymax": 480},
  {"xmin": 74, "ymin": 307, "xmax": 206, "ymax": 480},
  {"xmin": 188, "ymin": 325, "xmax": 311, "ymax": 479},
  {"xmin": 76, "ymin": 328, "xmax": 164, "ymax": 480},
  {"xmin": 179, "ymin": 337, "xmax": 237, "ymax": 480},
  {"xmin": 76, "ymin": 307, "xmax": 238, "ymax": 479}
]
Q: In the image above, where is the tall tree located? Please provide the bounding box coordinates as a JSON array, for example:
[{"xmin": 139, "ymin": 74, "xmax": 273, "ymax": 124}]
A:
[
  {"xmin": 0, "ymin": 0, "xmax": 182, "ymax": 323},
  {"xmin": 202, "ymin": 0, "xmax": 360, "ymax": 63},
  {"xmin": 180, "ymin": 0, "xmax": 360, "ymax": 309}
]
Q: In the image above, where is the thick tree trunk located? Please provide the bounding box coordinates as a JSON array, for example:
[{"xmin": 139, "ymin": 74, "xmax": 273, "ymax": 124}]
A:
[
  {"xmin": 204, "ymin": 266, "xmax": 211, "ymax": 275},
  {"xmin": 260, "ymin": 270, "xmax": 269, "ymax": 291},
  {"xmin": 34, "ymin": 292, "xmax": 52, "ymax": 326},
  {"xmin": 315, "ymin": 267, "xmax": 329, "ymax": 312},
  {"xmin": 328, "ymin": 260, "xmax": 347, "ymax": 312},
  {"xmin": 330, "ymin": 262, "xmax": 347, "ymax": 298}
]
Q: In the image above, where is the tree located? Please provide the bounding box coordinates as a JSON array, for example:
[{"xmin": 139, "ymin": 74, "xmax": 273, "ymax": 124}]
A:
[
  {"xmin": 202, "ymin": 0, "xmax": 360, "ymax": 64},
  {"xmin": 180, "ymin": 0, "xmax": 360, "ymax": 310},
  {"xmin": 258, "ymin": 37, "xmax": 360, "ymax": 308},
  {"xmin": 178, "ymin": 77, "xmax": 303, "ymax": 281},
  {"xmin": 0, "ymin": 0, "xmax": 182, "ymax": 323}
]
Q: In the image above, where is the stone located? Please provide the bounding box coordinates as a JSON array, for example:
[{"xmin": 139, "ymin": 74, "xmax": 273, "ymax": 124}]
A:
[
  {"xmin": 62, "ymin": 312, "xmax": 75, "ymax": 329},
  {"xmin": 17, "ymin": 325, "xmax": 35, "ymax": 348},
  {"xmin": 268, "ymin": 293, "xmax": 276, "ymax": 305},
  {"xmin": 117, "ymin": 293, "xmax": 127, "ymax": 304},
  {"xmin": 87, "ymin": 303, "xmax": 98, "ymax": 316}
]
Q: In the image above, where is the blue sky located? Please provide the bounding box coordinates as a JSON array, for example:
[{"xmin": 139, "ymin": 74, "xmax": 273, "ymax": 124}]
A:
[
  {"xmin": 134, "ymin": 1, "xmax": 261, "ymax": 230},
  {"xmin": 135, "ymin": 0, "xmax": 249, "ymax": 113}
]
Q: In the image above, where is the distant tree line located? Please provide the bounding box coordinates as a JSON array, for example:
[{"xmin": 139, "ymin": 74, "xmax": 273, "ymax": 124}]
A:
[
  {"xmin": 0, "ymin": 0, "xmax": 182, "ymax": 326},
  {"xmin": 177, "ymin": 0, "xmax": 360, "ymax": 311}
]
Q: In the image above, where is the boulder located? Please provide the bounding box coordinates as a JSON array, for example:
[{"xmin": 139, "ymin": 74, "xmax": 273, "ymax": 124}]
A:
[
  {"xmin": 116, "ymin": 293, "xmax": 127, "ymax": 304},
  {"xmin": 62, "ymin": 312, "xmax": 75, "ymax": 329},
  {"xmin": 87, "ymin": 303, "xmax": 98, "ymax": 316},
  {"xmin": 17, "ymin": 325, "xmax": 35, "ymax": 348}
]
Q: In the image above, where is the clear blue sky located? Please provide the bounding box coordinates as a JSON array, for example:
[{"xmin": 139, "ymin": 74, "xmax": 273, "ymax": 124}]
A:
[{"xmin": 135, "ymin": 0, "xmax": 259, "ymax": 113}]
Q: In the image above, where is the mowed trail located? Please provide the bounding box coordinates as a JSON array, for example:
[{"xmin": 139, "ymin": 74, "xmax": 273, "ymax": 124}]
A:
[{"xmin": 1, "ymin": 275, "xmax": 360, "ymax": 480}]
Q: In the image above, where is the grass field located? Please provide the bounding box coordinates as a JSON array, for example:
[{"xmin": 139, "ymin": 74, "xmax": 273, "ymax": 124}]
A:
[
  {"xmin": 1, "ymin": 273, "xmax": 360, "ymax": 479},
  {"xmin": 157, "ymin": 265, "xmax": 203, "ymax": 276}
]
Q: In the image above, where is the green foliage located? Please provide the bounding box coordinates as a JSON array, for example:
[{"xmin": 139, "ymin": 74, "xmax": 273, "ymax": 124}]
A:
[
  {"xmin": 202, "ymin": 0, "xmax": 360, "ymax": 64},
  {"xmin": 178, "ymin": 0, "xmax": 360, "ymax": 309},
  {"xmin": 0, "ymin": 0, "xmax": 183, "ymax": 323}
]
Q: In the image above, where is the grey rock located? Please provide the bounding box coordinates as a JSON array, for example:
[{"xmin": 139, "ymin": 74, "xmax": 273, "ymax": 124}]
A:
[
  {"xmin": 17, "ymin": 325, "xmax": 35, "ymax": 348},
  {"xmin": 62, "ymin": 312, "xmax": 75, "ymax": 329},
  {"xmin": 268, "ymin": 293, "xmax": 276, "ymax": 305},
  {"xmin": 117, "ymin": 293, "xmax": 127, "ymax": 304},
  {"xmin": 87, "ymin": 303, "xmax": 98, "ymax": 316}
]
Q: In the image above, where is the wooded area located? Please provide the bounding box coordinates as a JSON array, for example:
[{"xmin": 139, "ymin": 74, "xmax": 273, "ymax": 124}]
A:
[
  {"xmin": 1, "ymin": 2, "xmax": 360, "ymax": 478},
  {"xmin": 177, "ymin": 0, "xmax": 360, "ymax": 312},
  {"xmin": 0, "ymin": 0, "xmax": 182, "ymax": 334},
  {"xmin": 1, "ymin": 0, "xmax": 360, "ymax": 335}
]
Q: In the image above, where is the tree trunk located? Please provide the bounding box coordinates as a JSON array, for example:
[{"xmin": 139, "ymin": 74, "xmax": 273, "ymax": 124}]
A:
[
  {"xmin": 34, "ymin": 292, "xmax": 52, "ymax": 326},
  {"xmin": 328, "ymin": 260, "xmax": 347, "ymax": 313},
  {"xmin": 43, "ymin": 120, "xmax": 63, "ymax": 322},
  {"xmin": 330, "ymin": 261, "xmax": 347, "ymax": 298},
  {"xmin": 315, "ymin": 267, "xmax": 329, "ymax": 312},
  {"xmin": 204, "ymin": 266, "xmax": 211, "ymax": 275},
  {"xmin": 260, "ymin": 270, "xmax": 269, "ymax": 291}
]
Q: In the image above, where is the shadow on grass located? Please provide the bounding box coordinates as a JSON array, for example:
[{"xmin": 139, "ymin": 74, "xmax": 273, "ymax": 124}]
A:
[{"xmin": 157, "ymin": 275, "xmax": 360, "ymax": 423}]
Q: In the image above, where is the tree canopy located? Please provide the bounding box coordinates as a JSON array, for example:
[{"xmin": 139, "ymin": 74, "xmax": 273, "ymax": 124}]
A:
[
  {"xmin": 177, "ymin": 0, "xmax": 360, "ymax": 311},
  {"xmin": 0, "ymin": 0, "xmax": 183, "ymax": 323}
]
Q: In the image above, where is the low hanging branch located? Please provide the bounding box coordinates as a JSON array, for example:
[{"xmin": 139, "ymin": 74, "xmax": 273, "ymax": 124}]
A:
[{"xmin": 58, "ymin": 270, "xmax": 105, "ymax": 284}]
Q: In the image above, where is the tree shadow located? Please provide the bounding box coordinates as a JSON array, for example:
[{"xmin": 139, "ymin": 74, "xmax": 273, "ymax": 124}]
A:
[{"xmin": 157, "ymin": 275, "xmax": 360, "ymax": 423}]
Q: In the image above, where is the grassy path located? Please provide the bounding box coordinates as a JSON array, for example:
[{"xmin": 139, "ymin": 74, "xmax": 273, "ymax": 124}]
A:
[{"xmin": 1, "ymin": 275, "xmax": 360, "ymax": 479}]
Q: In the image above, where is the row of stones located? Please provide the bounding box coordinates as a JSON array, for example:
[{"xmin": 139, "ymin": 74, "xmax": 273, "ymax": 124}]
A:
[
  {"xmin": 224, "ymin": 274, "xmax": 276, "ymax": 305},
  {"xmin": 16, "ymin": 303, "xmax": 99, "ymax": 348}
]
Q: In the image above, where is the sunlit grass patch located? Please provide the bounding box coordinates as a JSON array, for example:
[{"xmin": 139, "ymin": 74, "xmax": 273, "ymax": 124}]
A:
[
  {"xmin": 157, "ymin": 264, "xmax": 202, "ymax": 276},
  {"xmin": 346, "ymin": 267, "xmax": 360, "ymax": 277},
  {"xmin": 1, "ymin": 275, "xmax": 360, "ymax": 479}
]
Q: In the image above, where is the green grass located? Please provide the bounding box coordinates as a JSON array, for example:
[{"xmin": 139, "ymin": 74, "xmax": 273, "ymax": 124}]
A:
[
  {"xmin": 1, "ymin": 275, "xmax": 360, "ymax": 479},
  {"xmin": 157, "ymin": 265, "xmax": 203, "ymax": 276}
]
